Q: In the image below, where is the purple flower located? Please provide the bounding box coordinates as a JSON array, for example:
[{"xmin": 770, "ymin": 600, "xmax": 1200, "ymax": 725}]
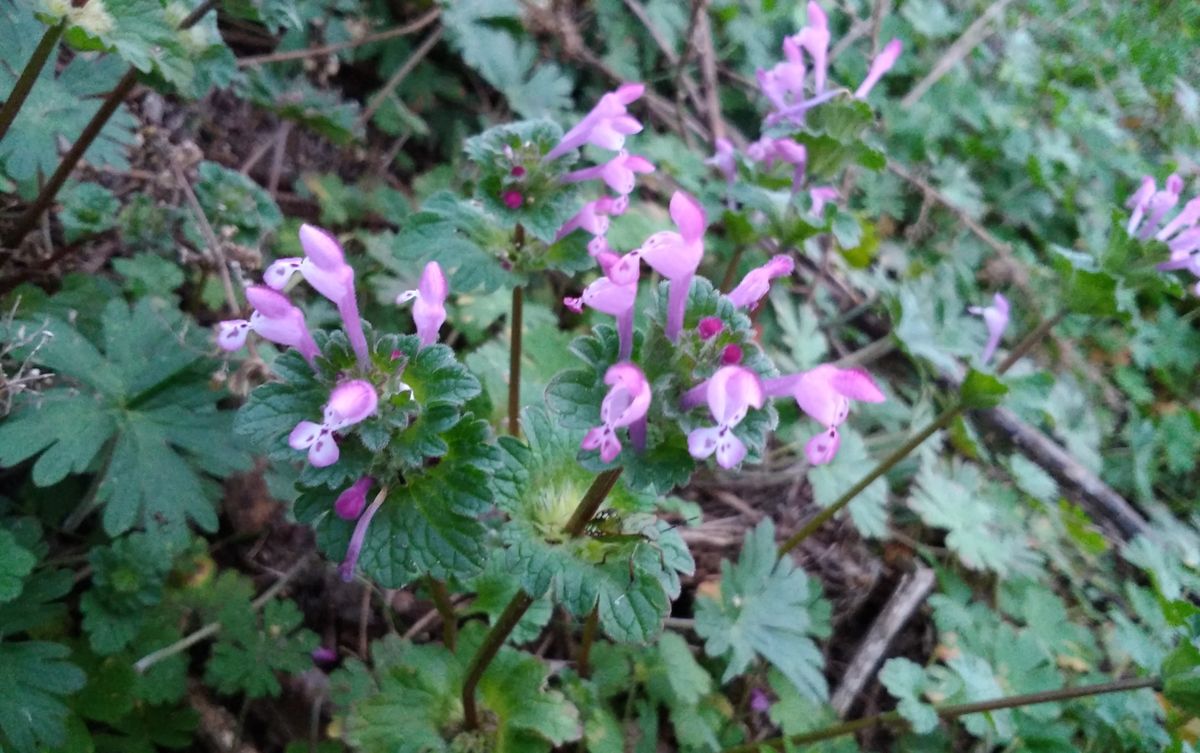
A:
[
  {"xmin": 706, "ymin": 138, "xmax": 737, "ymax": 185},
  {"xmin": 746, "ymin": 138, "xmax": 807, "ymax": 189},
  {"xmin": 546, "ymin": 83, "xmax": 645, "ymax": 160},
  {"xmin": 581, "ymin": 363, "xmax": 652, "ymax": 463},
  {"xmin": 809, "ymin": 186, "xmax": 839, "ymax": 217},
  {"xmin": 396, "ymin": 261, "xmax": 448, "ymax": 347},
  {"xmin": 264, "ymin": 225, "xmax": 370, "ymax": 369},
  {"xmin": 967, "ymin": 293, "xmax": 1010, "ymax": 365},
  {"xmin": 335, "ymin": 476, "xmax": 373, "ymax": 520},
  {"xmin": 727, "ymin": 255, "xmax": 795, "ymax": 310},
  {"xmin": 564, "ymin": 273, "xmax": 638, "ymax": 361},
  {"xmin": 854, "ymin": 39, "xmax": 903, "ymax": 99},
  {"xmin": 637, "ymin": 191, "xmax": 707, "ymax": 341},
  {"xmin": 749, "ymin": 686, "xmax": 773, "ymax": 713},
  {"xmin": 502, "ymin": 190, "xmax": 524, "ymax": 209},
  {"xmin": 288, "ymin": 380, "xmax": 378, "ymax": 467},
  {"xmin": 763, "ymin": 364, "xmax": 885, "ymax": 465},
  {"xmin": 1156, "ymin": 195, "xmax": 1200, "ymax": 242},
  {"xmin": 757, "ymin": 37, "xmax": 807, "ymax": 116},
  {"xmin": 793, "ymin": 2, "xmax": 830, "ymax": 94},
  {"xmin": 557, "ymin": 195, "xmax": 630, "ymax": 240},
  {"xmin": 340, "ymin": 487, "xmax": 386, "ymax": 582},
  {"xmin": 683, "ymin": 366, "xmax": 766, "ymax": 469},
  {"xmin": 1127, "ymin": 174, "xmax": 1184, "ymax": 239},
  {"xmin": 217, "ymin": 285, "xmax": 320, "ymax": 365},
  {"xmin": 562, "ymin": 150, "xmax": 656, "ymax": 195},
  {"xmin": 311, "ymin": 646, "xmax": 338, "ymax": 665}
]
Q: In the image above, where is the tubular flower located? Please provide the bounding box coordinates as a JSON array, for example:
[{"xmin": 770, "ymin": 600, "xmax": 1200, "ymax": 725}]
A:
[
  {"xmin": 288, "ymin": 380, "xmax": 378, "ymax": 467},
  {"xmin": 968, "ymin": 293, "xmax": 1011, "ymax": 365},
  {"xmin": 562, "ymin": 150, "xmax": 656, "ymax": 195},
  {"xmin": 1156, "ymin": 195, "xmax": 1200, "ymax": 242},
  {"xmin": 581, "ymin": 363, "xmax": 652, "ymax": 463},
  {"xmin": 546, "ymin": 83, "xmax": 646, "ymax": 160},
  {"xmin": 763, "ymin": 364, "xmax": 885, "ymax": 465},
  {"xmin": 637, "ymin": 190, "xmax": 707, "ymax": 341},
  {"xmin": 793, "ymin": 2, "xmax": 830, "ymax": 94},
  {"xmin": 1127, "ymin": 174, "xmax": 1184, "ymax": 239},
  {"xmin": 757, "ymin": 41, "xmax": 807, "ymax": 116},
  {"xmin": 683, "ymin": 365, "xmax": 766, "ymax": 469},
  {"xmin": 564, "ymin": 273, "xmax": 638, "ymax": 361},
  {"xmin": 706, "ymin": 137, "xmax": 737, "ymax": 184},
  {"xmin": 335, "ymin": 476, "xmax": 373, "ymax": 520},
  {"xmin": 264, "ymin": 224, "xmax": 370, "ymax": 368},
  {"xmin": 746, "ymin": 138, "xmax": 808, "ymax": 189},
  {"xmin": 727, "ymin": 255, "xmax": 795, "ymax": 310},
  {"xmin": 217, "ymin": 285, "xmax": 320, "ymax": 365},
  {"xmin": 557, "ymin": 194, "xmax": 630, "ymax": 241},
  {"xmin": 396, "ymin": 261, "xmax": 448, "ymax": 347},
  {"xmin": 853, "ymin": 39, "xmax": 903, "ymax": 99},
  {"xmin": 339, "ymin": 487, "xmax": 385, "ymax": 582},
  {"xmin": 809, "ymin": 186, "xmax": 839, "ymax": 217}
]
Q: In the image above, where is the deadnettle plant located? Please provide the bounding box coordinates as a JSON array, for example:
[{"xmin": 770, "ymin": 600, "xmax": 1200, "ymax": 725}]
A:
[
  {"xmin": 1129, "ymin": 173, "xmax": 1200, "ymax": 294},
  {"xmin": 969, "ymin": 293, "xmax": 1011, "ymax": 365},
  {"xmin": 580, "ymin": 363, "xmax": 652, "ymax": 462},
  {"xmin": 682, "ymin": 365, "xmax": 766, "ymax": 469},
  {"xmin": 288, "ymin": 379, "xmax": 378, "ymax": 467},
  {"xmin": 763, "ymin": 365, "xmax": 886, "ymax": 465},
  {"xmin": 217, "ymin": 285, "xmax": 319, "ymax": 365},
  {"xmin": 395, "ymin": 261, "xmax": 448, "ymax": 347}
]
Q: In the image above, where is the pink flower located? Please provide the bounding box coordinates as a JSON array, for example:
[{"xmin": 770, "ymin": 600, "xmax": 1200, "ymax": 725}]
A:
[
  {"xmin": 217, "ymin": 285, "xmax": 319, "ymax": 365},
  {"xmin": 1127, "ymin": 174, "xmax": 1184, "ymax": 239},
  {"xmin": 557, "ymin": 195, "xmax": 630, "ymax": 240},
  {"xmin": 727, "ymin": 255, "xmax": 795, "ymax": 310},
  {"xmin": 339, "ymin": 486, "xmax": 386, "ymax": 582},
  {"xmin": 581, "ymin": 363, "xmax": 652, "ymax": 463},
  {"xmin": 1156, "ymin": 195, "xmax": 1200, "ymax": 242},
  {"xmin": 288, "ymin": 380, "xmax": 378, "ymax": 467},
  {"xmin": 746, "ymin": 138, "xmax": 807, "ymax": 188},
  {"xmin": 793, "ymin": 2, "xmax": 830, "ymax": 94},
  {"xmin": 635, "ymin": 191, "xmax": 707, "ymax": 341},
  {"xmin": 562, "ymin": 150, "xmax": 655, "ymax": 195},
  {"xmin": 757, "ymin": 43, "xmax": 807, "ymax": 115},
  {"xmin": 854, "ymin": 39, "xmax": 903, "ymax": 99},
  {"xmin": 763, "ymin": 365, "xmax": 885, "ymax": 465},
  {"xmin": 809, "ymin": 186, "xmax": 839, "ymax": 217},
  {"xmin": 564, "ymin": 273, "xmax": 638, "ymax": 361},
  {"xmin": 335, "ymin": 476, "xmax": 373, "ymax": 520},
  {"xmin": 706, "ymin": 137, "xmax": 737, "ymax": 185},
  {"xmin": 683, "ymin": 366, "xmax": 765, "ymax": 469},
  {"xmin": 395, "ymin": 261, "xmax": 448, "ymax": 347},
  {"xmin": 968, "ymin": 293, "xmax": 1010, "ymax": 365},
  {"xmin": 264, "ymin": 225, "xmax": 369, "ymax": 368},
  {"xmin": 546, "ymin": 83, "xmax": 645, "ymax": 160}
]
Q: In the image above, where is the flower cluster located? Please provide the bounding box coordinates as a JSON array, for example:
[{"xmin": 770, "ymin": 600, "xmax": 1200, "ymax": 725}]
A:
[
  {"xmin": 708, "ymin": 1, "xmax": 902, "ymax": 212},
  {"xmin": 1127, "ymin": 173, "xmax": 1200, "ymax": 295},
  {"xmin": 217, "ymin": 223, "xmax": 450, "ymax": 580},
  {"xmin": 548, "ymin": 81, "xmax": 886, "ymax": 469}
]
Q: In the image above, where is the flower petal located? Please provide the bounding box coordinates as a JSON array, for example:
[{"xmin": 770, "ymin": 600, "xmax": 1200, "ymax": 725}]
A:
[
  {"xmin": 264, "ymin": 258, "xmax": 303, "ymax": 290},
  {"xmin": 805, "ymin": 427, "xmax": 841, "ymax": 465},
  {"xmin": 289, "ymin": 421, "xmax": 322, "ymax": 450},
  {"xmin": 831, "ymin": 368, "xmax": 886, "ymax": 403},
  {"xmin": 216, "ymin": 320, "xmax": 250, "ymax": 351},
  {"xmin": 687, "ymin": 426, "xmax": 722, "ymax": 460},
  {"xmin": 669, "ymin": 190, "xmax": 707, "ymax": 242},
  {"xmin": 715, "ymin": 432, "xmax": 749, "ymax": 469},
  {"xmin": 299, "ymin": 224, "xmax": 346, "ymax": 270}
]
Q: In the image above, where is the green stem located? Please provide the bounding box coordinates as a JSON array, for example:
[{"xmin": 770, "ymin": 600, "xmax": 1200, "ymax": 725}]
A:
[
  {"xmin": 577, "ymin": 608, "xmax": 599, "ymax": 678},
  {"xmin": 777, "ymin": 308, "xmax": 1066, "ymax": 558},
  {"xmin": 461, "ymin": 468, "xmax": 623, "ymax": 730},
  {"xmin": 0, "ymin": 22, "xmax": 63, "ymax": 143},
  {"xmin": 507, "ymin": 285, "xmax": 524, "ymax": 436},
  {"xmin": 428, "ymin": 578, "xmax": 457, "ymax": 652},
  {"xmin": 722, "ymin": 675, "xmax": 1158, "ymax": 753},
  {"xmin": 3, "ymin": 0, "xmax": 217, "ymax": 249}
]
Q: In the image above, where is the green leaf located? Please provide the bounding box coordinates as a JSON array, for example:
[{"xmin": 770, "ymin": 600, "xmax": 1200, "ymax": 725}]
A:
[
  {"xmin": 0, "ymin": 2, "xmax": 136, "ymax": 183},
  {"xmin": 205, "ymin": 599, "xmax": 317, "ymax": 698},
  {"xmin": 59, "ymin": 182, "xmax": 120, "ymax": 243},
  {"xmin": 0, "ymin": 641, "xmax": 87, "ymax": 753},
  {"xmin": 880, "ymin": 658, "xmax": 939, "ymax": 734},
  {"xmin": 63, "ymin": 0, "xmax": 196, "ymax": 88},
  {"xmin": 0, "ymin": 530, "xmax": 36, "ymax": 604},
  {"xmin": 695, "ymin": 519, "xmax": 830, "ymax": 701},
  {"xmin": 1162, "ymin": 642, "xmax": 1200, "ymax": 715},
  {"xmin": 239, "ymin": 67, "xmax": 362, "ymax": 144},
  {"xmin": 960, "ymin": 368, "xmax": 1009, "ymax": 408},
  {"xmin": 112, "ymin": 253, "xmax": 186, "ymax": 298},
  {"xmin": 1052, "ymin": 247, "xmax": 1118, "ymax": 317},
  {"xmin": 192, "ymin": 161, "xmax": 283, "ymax": 246}
]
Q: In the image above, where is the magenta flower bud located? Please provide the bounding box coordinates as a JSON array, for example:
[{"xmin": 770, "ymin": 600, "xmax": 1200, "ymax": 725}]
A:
[
  {"xmin": 502, "ymin": 190, "xmax": 524, "ymax": 209},
  {"xmin": 511, "ymin": 165, "xmax": 526, "ymax": 177},
  {"xmin": 721, "ymin": 344, "xmax": 744, "ymax": 365},
  {"xmin": 546, "ymin": 83, "xmax": 646, "ymax": 160},
  {"xmin": 967, "ymin": 293, "xmax": 1010, "ymax": 365},
  {"xmin": 396, "ymin": 261, "xmax": 449, "ymax": 347},
  {"xmin": 854, "ymin": 38, "xmax": 902, "ymax": 99},
  {"xmin": 685, "ymin": 366, "xmax": 765, "ymax": 469},
  {"xmin": 265, "ymin": 225, "xmax": 369, "ymax": 368},
  {"xmin": 335, "ymin": 476, "xmax": 373, "ymax": 520},
  {"xmin": 638, "ymin": 191, "xmax": 707, "ymax": 341},
  {"xmin": 581, "ymin": 362, "xmax": 652, "ymax": 463},
  {"xmin": 697, "ymin": 316, "xmax": 724, "ymax": 340},
  {"xmin": 763, "ymin": 364, "xmax": 885, "ymax": 466},
  {"xmin": 339, "ymin": 489, "xmax": 386, "ymax": 582},
  {"xmin": 562, "ymin": 150, "xmax": 656, "ymax": 195},
  {"xmin": 727, "ymin": 255, "xmax": 795, "ymax": 310}
]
